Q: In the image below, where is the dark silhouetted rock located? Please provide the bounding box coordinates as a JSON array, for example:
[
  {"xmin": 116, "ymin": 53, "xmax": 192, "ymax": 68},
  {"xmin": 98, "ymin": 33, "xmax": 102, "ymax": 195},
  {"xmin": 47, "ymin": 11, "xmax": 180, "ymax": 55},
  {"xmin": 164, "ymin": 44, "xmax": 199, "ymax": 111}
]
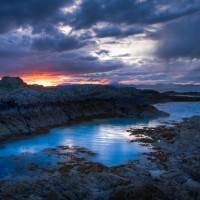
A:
[
  {"xmin": 110, "ymin": 184, "xmax": 169, "ymax": 200},
  {"xmin": 0, "ymin": 76, "xmax": 27, "ymax": 89},
  {"xmin": 0, "ymin": 78, "xmax": 169, "ymax": 140}
]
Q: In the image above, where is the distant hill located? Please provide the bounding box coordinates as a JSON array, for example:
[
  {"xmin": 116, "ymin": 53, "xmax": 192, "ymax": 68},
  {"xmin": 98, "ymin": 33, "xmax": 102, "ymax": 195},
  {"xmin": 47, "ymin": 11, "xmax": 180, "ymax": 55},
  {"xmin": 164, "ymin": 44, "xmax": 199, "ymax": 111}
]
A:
[
  {"xmin": 133, "ymin": 84, "xmax": 200, "ymax": 92},
  {"xmin": 59, "ymin": 82, "xmax": 200, "ymax": 92},
  {"xmin": 109, "ymin": 83, "xmax": 200, "ymax": 92}
]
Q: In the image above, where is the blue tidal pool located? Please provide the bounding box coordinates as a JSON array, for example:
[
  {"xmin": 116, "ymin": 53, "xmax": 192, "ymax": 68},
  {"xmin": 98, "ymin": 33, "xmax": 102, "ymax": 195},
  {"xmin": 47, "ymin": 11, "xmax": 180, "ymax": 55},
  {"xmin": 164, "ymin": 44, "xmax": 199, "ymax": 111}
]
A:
[{"xmin": 0, "ymin": 102, "xmax": 200, "ymax": 177}]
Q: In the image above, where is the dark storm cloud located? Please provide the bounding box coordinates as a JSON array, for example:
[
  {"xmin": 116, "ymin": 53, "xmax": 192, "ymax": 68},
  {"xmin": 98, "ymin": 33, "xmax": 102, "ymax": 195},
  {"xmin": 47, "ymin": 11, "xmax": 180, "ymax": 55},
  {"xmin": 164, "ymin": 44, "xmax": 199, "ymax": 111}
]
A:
[
  {"xmin": 79, "ymin": 31, "xmax": 93, "ymax": 40},
  {"xmin": 94, "ymin": 26, "xmax": 144, "ymax": 38},
  {"xmin": 0, "ymin": 0, "xmax": 73, "ymax": 34},
  {"xmin": 96, "ymin": 50, "xmax": 110, "ymax": 55},
  {"xmin": 0, "ymin": 33, "xmax": 32, "ymax": 59},
  {"xmin": 71, "ymin": 0, "xmax": 200, "ymax": 29},
  {"xmin": 0, "ymin": 0, "xmax": 200, "ymax": 37},
  {"xmin": 94, "ymin": 26, "xmax": 121, "ymax": 38},
  {"xmin": 0, "ymin": 47, "xmax": 30, "ymax": 58},
  {"xmin": 0, "ymin": 48, "xmax": 123, "ymax": 77},
  {"xmin": 76, "ymin": 59, "xmax": 200, "ymax": 84},
  {"xmin": 49, "ymin": 58, "xmax": 123, "ymax": 74},
  {"xmin": 32, "ymin": 33, "xmax": 86, "ymax": 52},
  {"xmin": 79, "ymin": 55, "xmax": 98, "ymax": 61},
  {"xmin": 156, "ymin": 13, "xmax": 200, "ymax": 59},
  {"xmin": 0, "ymin": 0, "xmax": 200, "ymax": 85},
  {"xmin": 145, "ymin": 30, "xmax": 161, "ymax": 40}
]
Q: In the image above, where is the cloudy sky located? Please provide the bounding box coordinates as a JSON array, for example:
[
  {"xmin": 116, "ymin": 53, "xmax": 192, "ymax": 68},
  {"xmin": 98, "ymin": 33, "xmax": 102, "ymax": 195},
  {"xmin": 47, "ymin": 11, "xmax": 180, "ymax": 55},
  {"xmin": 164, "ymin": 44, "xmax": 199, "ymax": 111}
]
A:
[{"xmin": 0, "ymin": 0, "xmax": 200, "ymax": 86}]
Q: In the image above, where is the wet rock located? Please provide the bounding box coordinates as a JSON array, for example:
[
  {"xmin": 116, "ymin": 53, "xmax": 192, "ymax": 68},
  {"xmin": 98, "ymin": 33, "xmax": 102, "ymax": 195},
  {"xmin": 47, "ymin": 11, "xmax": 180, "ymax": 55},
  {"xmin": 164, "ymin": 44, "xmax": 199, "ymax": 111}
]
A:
[
  {"xmin": 140, "ymin": 105, "xmax": 169, "ymax": 118},
  {"xmin": 110, "ymin": 184, "xmax": 169, "ymax": 200},
  {"xmin": 27, "ymin": 163, "xmax": 39, "ymax": 171},
  {"xmin": 28, "ymin": 194, "xmax": 43, "ymax": 200},
  {"xmin": 161, "ymin": 170, "xmax": 189, "ymax": 183},
  {"xmin": 185, "ymin": 179, "xmax": 200, "ymax": 189},
  {"xmin": 175, "ymin": 179, "xmax": 200, "ymax": 200}
]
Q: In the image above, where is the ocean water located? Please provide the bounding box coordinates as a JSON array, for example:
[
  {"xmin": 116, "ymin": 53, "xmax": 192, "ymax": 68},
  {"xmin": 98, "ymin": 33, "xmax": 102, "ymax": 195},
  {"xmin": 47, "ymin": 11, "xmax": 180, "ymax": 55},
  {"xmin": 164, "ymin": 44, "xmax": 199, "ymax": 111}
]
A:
[
  {"xmin": 0, "ymin": 102, "xmax": 200, "ymax": 177},
  {"xmin": 154, "ymin": 102, "xmax": 200, "ymax": 121}
]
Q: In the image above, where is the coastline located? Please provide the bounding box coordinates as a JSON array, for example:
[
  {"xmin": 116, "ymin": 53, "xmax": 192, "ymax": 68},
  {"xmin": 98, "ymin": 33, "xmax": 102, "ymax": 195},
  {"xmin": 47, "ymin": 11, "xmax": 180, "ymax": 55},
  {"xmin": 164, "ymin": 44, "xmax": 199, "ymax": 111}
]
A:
[
  {"xmin": 0, "ymin": 85, "xmax": 170, "ymax": 141},
  {"xmin": 1, "ymin": 79, "xmax": 199, "ymax": 142},
  {"xmin": 0, "ymin": 107, "xmax": 168, "ymax": 143},
  {"xmin": 0, "ymin": 81, "xmax": 200, "ymax": 199},
  {"xmin": 0, "ymin": 116, "xmax": 199, "ymax": 199}
]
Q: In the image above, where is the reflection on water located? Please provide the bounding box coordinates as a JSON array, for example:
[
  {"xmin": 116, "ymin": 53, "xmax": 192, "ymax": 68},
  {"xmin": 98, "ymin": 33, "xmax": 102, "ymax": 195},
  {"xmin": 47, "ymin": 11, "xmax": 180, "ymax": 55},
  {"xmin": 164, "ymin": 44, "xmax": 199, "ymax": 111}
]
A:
[
  {"xmin": 0, "ymin": 118, "xmax": 150, "ymax": 166},
  {"xmin": 0, "ymin": 102, "xmax": 199, "ymax": 173}
]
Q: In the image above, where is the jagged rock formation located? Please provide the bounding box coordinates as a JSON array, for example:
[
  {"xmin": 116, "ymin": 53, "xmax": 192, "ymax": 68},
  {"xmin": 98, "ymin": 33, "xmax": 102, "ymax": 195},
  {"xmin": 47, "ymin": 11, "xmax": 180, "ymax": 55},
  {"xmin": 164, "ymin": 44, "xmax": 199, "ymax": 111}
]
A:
[{"xmin": 0, "ymin": 78, "xmax": 168, "ymax": 140}]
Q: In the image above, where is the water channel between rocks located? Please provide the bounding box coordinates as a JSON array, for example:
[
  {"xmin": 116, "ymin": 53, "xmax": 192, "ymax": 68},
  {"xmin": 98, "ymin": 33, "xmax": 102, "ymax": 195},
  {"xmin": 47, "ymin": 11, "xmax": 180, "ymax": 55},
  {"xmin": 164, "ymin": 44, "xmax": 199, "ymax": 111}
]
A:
[{"xmin": 0, "ymin": 102, "xmax": 200, "ymax": 178}]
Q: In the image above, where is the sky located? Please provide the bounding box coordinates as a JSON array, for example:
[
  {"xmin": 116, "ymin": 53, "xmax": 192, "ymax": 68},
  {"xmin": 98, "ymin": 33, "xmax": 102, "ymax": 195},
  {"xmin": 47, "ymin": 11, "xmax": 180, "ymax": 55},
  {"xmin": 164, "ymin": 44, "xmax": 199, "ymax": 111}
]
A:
[{"xmin": 0, "ymin": 0, "xmax": 200, "ymax": 86}]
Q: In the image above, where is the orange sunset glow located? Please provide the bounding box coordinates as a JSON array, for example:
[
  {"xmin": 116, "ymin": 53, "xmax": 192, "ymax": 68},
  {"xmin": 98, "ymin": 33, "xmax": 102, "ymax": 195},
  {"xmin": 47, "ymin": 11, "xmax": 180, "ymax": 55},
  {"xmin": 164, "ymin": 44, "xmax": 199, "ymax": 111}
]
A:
[
  {"xmin": 21, "ymin": 74, "xmax": 111, "ymax": 86},
  {"xmin": 21, "ymin": 74, "xmax": 64, "ymax": 86}
]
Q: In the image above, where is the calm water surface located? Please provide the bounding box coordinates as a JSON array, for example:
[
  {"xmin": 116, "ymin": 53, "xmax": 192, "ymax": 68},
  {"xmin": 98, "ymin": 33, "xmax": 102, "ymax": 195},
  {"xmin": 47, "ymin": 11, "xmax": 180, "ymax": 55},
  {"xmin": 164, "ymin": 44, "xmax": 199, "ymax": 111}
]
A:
[{"xmin": 0, "ymin": 102, "xmax": 200, "ymax": 177}]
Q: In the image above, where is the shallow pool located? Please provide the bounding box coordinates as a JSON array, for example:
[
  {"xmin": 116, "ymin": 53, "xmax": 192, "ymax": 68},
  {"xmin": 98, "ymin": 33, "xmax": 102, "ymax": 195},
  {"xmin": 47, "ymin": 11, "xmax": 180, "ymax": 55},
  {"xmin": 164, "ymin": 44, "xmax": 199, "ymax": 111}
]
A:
[{"xmin": 0, "ymin": 102, "xmax": 200, "ymax": 173}]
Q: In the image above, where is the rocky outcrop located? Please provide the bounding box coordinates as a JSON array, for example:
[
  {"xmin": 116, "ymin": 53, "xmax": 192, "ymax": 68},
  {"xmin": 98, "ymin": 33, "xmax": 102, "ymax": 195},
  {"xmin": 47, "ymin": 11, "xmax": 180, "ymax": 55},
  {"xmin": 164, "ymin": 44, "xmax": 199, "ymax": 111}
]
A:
[
  {"xmin": 0, "ymin": 76, "xmax": 27, "ymax": 89},
  {"xmin": 110, "ymin": 184, "xmax": 169, "ymax": 200},
  {"xmin": 128, "ymin": 116, "xmax": 200, "ymax": 200},
  {"xmin": 0, "ymin": 82, "xmax": 168, "ymax": 140},
  {"xmin": 0, "ymin": 76, "xmax": 199, "ymax": 141}
]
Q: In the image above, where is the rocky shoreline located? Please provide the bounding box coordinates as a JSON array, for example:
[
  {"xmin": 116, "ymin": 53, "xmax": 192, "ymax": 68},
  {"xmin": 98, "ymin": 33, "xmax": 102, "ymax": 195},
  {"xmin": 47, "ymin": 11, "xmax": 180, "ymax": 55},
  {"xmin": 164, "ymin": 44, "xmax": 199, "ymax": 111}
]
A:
[
  {"xmin": 0, "ymin": 116, "xmax": 199, "ymax": 200},
  {"xmin": 0, "ymin": 77, "xmax": 200, "ymax": 200},
  {"xmin": 1, "ymin": 77, "xmax": 200, "ymax": 142},
  {"xmin": 0, "ymin": 77, "xmax": 170, "ymax": 141}
]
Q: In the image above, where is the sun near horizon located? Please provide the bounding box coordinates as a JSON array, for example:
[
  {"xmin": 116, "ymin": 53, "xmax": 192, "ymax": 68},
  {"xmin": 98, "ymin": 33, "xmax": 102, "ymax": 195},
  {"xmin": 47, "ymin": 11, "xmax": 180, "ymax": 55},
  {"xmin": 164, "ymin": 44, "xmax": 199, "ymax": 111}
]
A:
[{"xmin": 19, "ymin": 74, "xmax": 112, "ymax": 87}]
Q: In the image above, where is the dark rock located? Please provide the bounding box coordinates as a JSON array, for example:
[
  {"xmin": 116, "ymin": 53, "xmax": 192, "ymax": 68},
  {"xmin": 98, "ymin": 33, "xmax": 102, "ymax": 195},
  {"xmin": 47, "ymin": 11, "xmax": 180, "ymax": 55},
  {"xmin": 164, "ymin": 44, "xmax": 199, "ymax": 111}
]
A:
[
  {"xmin": 0, "ymin": 79, "xmax": 168, "ymax": 140},
  {"xmin": 0, "ymin": 76, "xmax": 26, "ymax": 89},
  {"xmin": 110, "ymin": 184, "xmax": 169, "ymax": 200}
]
